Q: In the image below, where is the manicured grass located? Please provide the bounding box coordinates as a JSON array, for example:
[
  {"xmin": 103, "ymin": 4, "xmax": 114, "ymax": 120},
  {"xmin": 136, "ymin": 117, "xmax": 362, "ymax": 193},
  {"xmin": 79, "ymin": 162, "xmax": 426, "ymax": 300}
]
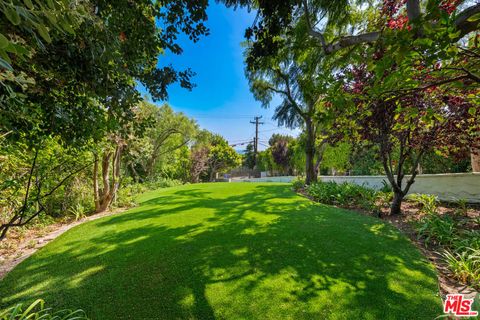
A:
[{"xmin": 0, "ymin": 183, "xmax": 442, "ymax": 319}]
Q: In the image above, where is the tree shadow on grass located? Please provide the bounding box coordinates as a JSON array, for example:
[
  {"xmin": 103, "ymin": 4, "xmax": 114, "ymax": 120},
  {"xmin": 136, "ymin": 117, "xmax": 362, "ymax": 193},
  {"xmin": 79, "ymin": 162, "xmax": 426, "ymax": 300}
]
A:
[{"xmin": 0, "ymin": 183, "xmax": 442, "ymax": 319}]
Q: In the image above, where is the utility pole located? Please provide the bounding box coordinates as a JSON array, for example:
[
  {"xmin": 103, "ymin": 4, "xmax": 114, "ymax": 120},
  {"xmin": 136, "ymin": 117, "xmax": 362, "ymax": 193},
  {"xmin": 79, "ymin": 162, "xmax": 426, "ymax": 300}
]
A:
[{"xmin": 250, "ymin": 116, "xmax": 264, "ymax": 167}]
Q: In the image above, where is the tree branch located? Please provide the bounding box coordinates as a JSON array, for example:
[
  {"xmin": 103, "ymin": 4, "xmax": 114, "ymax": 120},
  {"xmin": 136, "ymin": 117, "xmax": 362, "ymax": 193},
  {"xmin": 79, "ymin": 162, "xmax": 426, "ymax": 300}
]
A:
[
  {"xmin": 406, "ymin": 0, "xmax": 421, "ymax": 22},
  {"xmin": 324, "ymin": 32, "xmax": 381, "ymax": 54},
  {"xmin": 302, "ymin": 0, "xmax": 327, "ymax": 50},
  {"xmin": 455, "ymin": 3, "xmax": 480, "ymax": 37},
  {"xmin": 306, "ymin": 3, "xmax": 480, "ymax": 55}
]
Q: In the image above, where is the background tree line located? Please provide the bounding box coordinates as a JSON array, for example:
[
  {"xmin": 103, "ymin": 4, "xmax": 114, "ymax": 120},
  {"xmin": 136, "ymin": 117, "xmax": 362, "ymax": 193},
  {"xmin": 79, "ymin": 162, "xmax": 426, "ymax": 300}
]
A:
[{"xmin": 243, "ymin": 133, "xmax": 472, "ymax": 176}]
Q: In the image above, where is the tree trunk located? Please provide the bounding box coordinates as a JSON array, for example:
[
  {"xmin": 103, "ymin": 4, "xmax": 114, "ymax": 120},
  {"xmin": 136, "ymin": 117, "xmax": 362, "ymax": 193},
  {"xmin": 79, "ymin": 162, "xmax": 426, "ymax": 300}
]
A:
[
  {"xmin": 314, "ymin": 141, "xmax": 327, "ymax": 178},
  {"xmin": 209, "ymin": 169, "xmax": 216, "ymax": 182},
  {"xmin": 93, "ymin": 142, "xmax": 124, "ymax": 213},
  {"xmin": 390, "ymin": 191, "xmax": 404, "ymax": 215},
  {"xmin": 305, "ymin": 119, "xmax": 317, "ymax": 185}
]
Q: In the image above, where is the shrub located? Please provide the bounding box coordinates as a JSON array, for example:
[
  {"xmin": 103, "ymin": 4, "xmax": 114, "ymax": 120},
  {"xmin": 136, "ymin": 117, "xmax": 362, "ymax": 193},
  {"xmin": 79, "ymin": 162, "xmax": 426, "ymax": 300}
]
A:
[
  {"xmin": 115, "ymin": 178, "xmax": 183, "ymax": 208},
  {"xmin": 414, "ymin": 204, "xmax": 480, "ymax": 289},
  {"xmin": 376, "ymin": 191, "xmax": 393, "ymax": 208},
  {"xmin": 291, "ymin": 177, "xmax": 305, "ymax": 191},
  {"xmin": 416, "ymin": 214, "xmax": 457, "ymax": 247},
  {"xmin": 379, "ymin": 180, "xmax": 392, "ymax": 193},
  {"xmin": 115, "ymin": 183, "xmax": 147, "ymax": 208},
  {"xmin": 443, "ymin": 248, "xmax": 480, "ymax": 289},
  {"xmin": 452, "ymin": 230, "xmax": 480, "ymax": 252},
  {"xmin": 306, "ymin": 181, "xmax": 378, "ymax": 211},
  {"xmin": 453, "ymin": 198, "xmax": 469, "ymax": 217},
  {"xmin": 145, "ymin": 177, "xmax": 183, "ymax": 190},
  {"xmin": 407, "ymin": 193, "xmax": 438, "ymax": 215},
  {"xmin": 0, "ymin": 299, "xmax": 88, "ymax": 319},
  {"xmin": 69, "ymin": 203, "xmax": 86, "ymax": 221}
]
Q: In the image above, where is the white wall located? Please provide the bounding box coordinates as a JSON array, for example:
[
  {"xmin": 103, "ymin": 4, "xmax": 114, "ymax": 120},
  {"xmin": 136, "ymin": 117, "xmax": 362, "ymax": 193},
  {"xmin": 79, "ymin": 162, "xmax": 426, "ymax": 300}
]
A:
[{"xmin": 235, "ymin": 173, "xmax": 480, "ymax": 203}]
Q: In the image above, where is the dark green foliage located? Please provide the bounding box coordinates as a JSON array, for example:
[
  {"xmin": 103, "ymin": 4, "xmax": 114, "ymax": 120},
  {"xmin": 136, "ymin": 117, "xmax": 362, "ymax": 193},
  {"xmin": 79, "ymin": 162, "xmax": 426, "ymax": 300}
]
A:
[
  {"xmin": 414, "ymin": 198, "xmax": 480, "ymax": 289},
  {"xmin": 305, "ymin": 181, "xmax": 378, "ymax": 211},
  {"xmin": 291, "ymin": 177, "xmax": 305, "ymax": 191},
  {"xmin": 242, "ymin": 142, "xmax": 256, "ymax": 169},
  {"xmin": 416, "ymin": 214, "xmax": 457, "ymax": 247}
]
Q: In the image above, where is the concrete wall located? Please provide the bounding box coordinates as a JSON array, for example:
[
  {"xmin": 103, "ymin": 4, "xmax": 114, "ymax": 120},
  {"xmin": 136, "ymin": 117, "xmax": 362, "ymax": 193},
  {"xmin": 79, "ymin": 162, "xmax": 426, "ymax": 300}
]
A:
[{"xmin": 235, "ymin": 173, "xmax": 480, "ymax": 203}]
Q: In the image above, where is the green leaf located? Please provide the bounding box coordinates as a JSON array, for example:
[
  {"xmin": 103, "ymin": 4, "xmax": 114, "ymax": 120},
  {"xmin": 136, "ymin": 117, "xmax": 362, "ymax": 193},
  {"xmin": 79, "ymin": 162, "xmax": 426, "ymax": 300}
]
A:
[
  {"xmin": 4, "ymin": 43, "xmax": 17, "ymax": 54},
  {"xmin": 13, "ymin": 44, "xmax": 29, "ymax": 56},
  {"xmin": 0, "ymin": 49, "xmax": 11, "ymax": 63},
  {"xmin": 0, "ymin": 33, "xmax": 9, "ymax": 49},
  {"xmin": 60, "ymin": 18, "xmax": 75, "ymax": 34},
  {"xmin": 4, "ymin": 7, "xmax": 21, "ymax": 25},
  {"xmin": 467, "ymin": 12, "xmax": 480, "ymax": 22},
  {"xmin": 37, "ymin": 24, "xmax": 52, "ymax": 43},
  {"xmin": 468, "ymin": 107, "xmax": 477, "ymax": 116},
  {"xmin": 0, "ymin": 57, "xmax": 13, "ymax": 71},
  {"xmin": 45, "ymin": 11, "xmax": 57, "ymax": 25},
  {"xmin": 23, "ymin": 0, "xmax": 34, "ymax": 10},
  {"xmin": 46, "ymin": 0, "xmax": 55, "ymax": 9},
  {"xmin": 448, "ymin": 30, "xmax": 461, "ymax": 39}
]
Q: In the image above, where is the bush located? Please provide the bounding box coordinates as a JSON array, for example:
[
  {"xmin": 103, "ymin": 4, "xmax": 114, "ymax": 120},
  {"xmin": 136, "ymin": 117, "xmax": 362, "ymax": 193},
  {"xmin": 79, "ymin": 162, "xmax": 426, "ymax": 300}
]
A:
[
  {"xmin": 443, "ymin": 248, "xmax": 480, "ymax": 288},
  {"xmin": 145, "ymin": 177, "xmax": 183, "ymax": 190},
  {"xmin": 306, "ymin": 181, "xmax": 378, "ymax": 211},
  {"xmin": 291, "ymin": 177, "xmax": 305, "ymax": 192},
  {"xmin": 416, "ymin": 214, "xmax": 457, "ymax": 247},
  {"xmin": 407, "ymin": 193, "xmax": 438, "ymax": 215},
  {"xmin": 0, "ymin": 299, "xmax": 88, "ymax": 319},
  {"xmin": 376, "ymin": 191, "xmax": 393, "ymax": 208},
  {"xmin": 115, "ymin": 178, "xmax": 183, "ymax": 208},
  {"xmin": 415, "ymin": 204, "xmax": 480, "ymax": 289}
]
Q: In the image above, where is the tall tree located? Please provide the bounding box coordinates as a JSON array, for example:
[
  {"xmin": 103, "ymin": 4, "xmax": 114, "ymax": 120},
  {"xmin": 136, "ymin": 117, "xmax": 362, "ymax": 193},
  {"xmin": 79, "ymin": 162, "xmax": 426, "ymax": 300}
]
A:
[
  {"xmin": 124, "ymin": 102, "xmax": 198, "ymax": 182},
  {"xmin": 331, "ymin": 63, "xmax": 478, "ymax": 215},
  {"xmin": 246, "ymin": 39, "xmax": 331, "ymax": 184}
]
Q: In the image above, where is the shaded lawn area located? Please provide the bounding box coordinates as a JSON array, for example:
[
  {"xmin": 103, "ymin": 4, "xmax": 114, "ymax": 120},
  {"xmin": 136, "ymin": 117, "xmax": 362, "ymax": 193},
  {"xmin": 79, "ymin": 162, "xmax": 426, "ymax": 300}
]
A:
[{"xmin": 0, "ymin": 183, "xmax": 442, "ymax": 319}]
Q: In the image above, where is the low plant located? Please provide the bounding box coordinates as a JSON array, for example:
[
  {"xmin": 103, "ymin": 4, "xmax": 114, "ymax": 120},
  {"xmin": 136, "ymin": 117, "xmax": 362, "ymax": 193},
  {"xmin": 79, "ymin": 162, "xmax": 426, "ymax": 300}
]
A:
[
  {"xmin": 408, "ymin": 193, "xmax": 438, "ymax": 215},
  {"xmin": 306, "ymin": 181, "xmax": 378, "ymax": 211},
  {"xmin": 145, "ymin": 177, "xmax": 183, "ymax": 190},
  {"xmin": 443, "ymin": 248, "xmax": 480, "ymax": 289},
  {"xmin": 376, "ymin": 191, "xmax": 393, "ymax": 208},
  {"xmin": 453, "ymin": 198, "xmax": 469, "ymax": 217},
  {"xmin": 416, "ymin": 214, "xmax": 457, "ymax": 247},
  {"xmin": 291, "ymin": 177, "xmax": 305, "ymax": 192},
  {"xmin": 379, "ymin": 180, "xmax": 392, "ymax": 193},
  {"xmin": 452, "ymin": 230, "xmax": 480, "ymax": 252},
  {"xmin": 69, "ymin": 203, "xmax": 86, "ymax": 221},
  {"xmin": 0, "ymin": 299, "xmax": 88, "ymax": 319}
]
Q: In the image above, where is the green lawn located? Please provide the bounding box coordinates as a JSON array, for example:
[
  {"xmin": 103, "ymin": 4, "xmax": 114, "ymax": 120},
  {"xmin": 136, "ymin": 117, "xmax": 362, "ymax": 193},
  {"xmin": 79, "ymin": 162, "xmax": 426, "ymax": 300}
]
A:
[{"xmin": 0, "ymin": 183, "xmax": 442, "ymax": 319}]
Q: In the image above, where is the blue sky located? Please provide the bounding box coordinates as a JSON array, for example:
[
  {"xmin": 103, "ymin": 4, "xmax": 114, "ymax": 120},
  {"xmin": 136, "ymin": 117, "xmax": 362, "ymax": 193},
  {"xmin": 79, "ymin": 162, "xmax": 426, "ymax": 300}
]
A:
[{"xmin": 141, "ymin": 2, "xmax": 299, "ymax": 150}]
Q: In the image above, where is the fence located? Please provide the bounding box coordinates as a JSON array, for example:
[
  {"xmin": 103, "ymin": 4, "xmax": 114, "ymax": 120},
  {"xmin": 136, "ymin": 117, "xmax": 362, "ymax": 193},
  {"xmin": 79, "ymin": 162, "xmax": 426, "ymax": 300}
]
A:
[{"xmin": 234, "ymin": 173, "xmax": 480, "ymax": 203}]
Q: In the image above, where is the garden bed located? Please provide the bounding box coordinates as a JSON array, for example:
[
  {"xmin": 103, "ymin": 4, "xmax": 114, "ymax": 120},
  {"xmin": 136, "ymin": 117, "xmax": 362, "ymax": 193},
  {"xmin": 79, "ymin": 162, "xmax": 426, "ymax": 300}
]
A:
[{"xmin": 297, "ymin": 183, "xmax": 479, "ymax": 299}]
